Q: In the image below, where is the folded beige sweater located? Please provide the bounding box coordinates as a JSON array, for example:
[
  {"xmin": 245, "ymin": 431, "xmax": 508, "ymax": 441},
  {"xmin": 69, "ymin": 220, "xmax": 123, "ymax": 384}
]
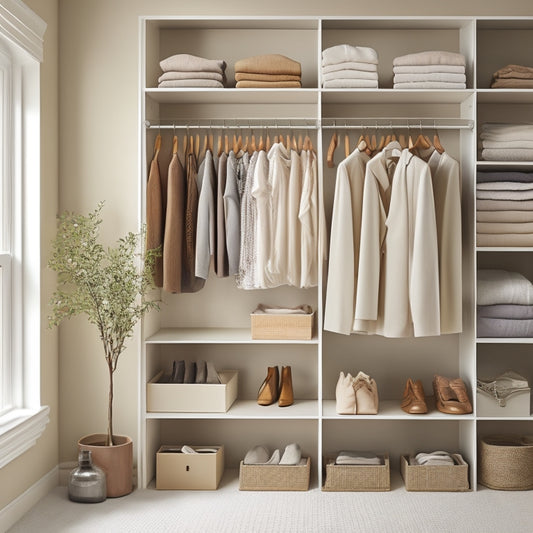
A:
[
  {"xmin": 234, "ymin": 72, "xmax": 301, "ymax": 82},
  {"xmin": 236, "ymin": 80, "xmax": 301, "ymax": 88},
  {"xmin": 477, "ymin": 210, "xmax": 533, "ymax": 223},
  {"xmin": 235, "ymin": 54, "xmax": 301, "ymax": 76},
  {"xmin": 160, "ymin": 53, "xmax": 226, "ymax": 73},
  {"xmin": 477, "ymin": 221, "xmax": 533, "ymax": 234},
  {"xmin": 493, "ymin": 64, "xmax": 533, "ymax": 79},
  {"xmin": 477, "ymin": 233, "xmax": 533, "ymax": 247},
  {"xmin": 491, "ymin": 79, "xmax": 533, "ymax": 88},
  {"xmin": 393, "ymin": 50, "xmax": 465, "ymax": 67},
  {"xmin": 158, "ymin": 71, "xmax": 224, "ymax": 83}
]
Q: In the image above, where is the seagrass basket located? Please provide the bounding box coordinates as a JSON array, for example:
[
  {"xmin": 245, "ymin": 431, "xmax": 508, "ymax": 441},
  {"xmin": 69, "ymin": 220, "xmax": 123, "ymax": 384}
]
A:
[
  {"xmin": 239, "ymin": 457, "xmax": 311, "ymax": 491},
  {"xmin": 251, "ymin": 311, "xmax": 315, "ymax": 340},
  {"xmin": 479, "ymin": 435, "xmax": 533, "ymax": 490},
  {"xmin": 322, "ymin": 454, "xmax": 390, "ymax": 491}
]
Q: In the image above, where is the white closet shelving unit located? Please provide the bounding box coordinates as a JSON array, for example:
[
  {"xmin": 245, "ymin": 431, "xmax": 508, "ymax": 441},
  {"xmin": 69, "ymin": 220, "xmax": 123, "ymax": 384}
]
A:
[{"xmin": 138, "ymin": 15, "xmax": 533, "ymax": 491}]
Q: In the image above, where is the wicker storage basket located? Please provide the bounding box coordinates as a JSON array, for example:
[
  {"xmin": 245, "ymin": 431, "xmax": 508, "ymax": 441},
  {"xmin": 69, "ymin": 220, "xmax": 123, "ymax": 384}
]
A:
[
  {"xmin": 250, "ymin": 311, "xmax": 314, "ymax": 340},
  {"xmin": 322, "ymin": 454, "xmax": 390, "ymax": 491},
  {"xmin": 239, "ymin": 457, "xmax": 311, "ymax": 491},
  {"xmin": 479, "ymin": 435, "xmax": 533, "ymax": 490},
  {"xmin": 400, "ymin": 454, "xmax": 470, "ymax": 492}
]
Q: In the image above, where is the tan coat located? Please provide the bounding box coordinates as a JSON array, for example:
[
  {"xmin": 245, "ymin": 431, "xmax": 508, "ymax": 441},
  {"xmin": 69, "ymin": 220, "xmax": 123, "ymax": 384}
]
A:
[{"xmin": 146, "ymin": 136, "xmax": 163, "ymax": 287}]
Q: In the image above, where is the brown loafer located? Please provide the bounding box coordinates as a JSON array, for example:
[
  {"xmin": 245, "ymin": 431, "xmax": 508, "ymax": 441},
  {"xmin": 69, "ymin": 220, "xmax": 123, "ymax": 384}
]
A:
[
  {"xmin": 401, "ymin": 378, "xmax": 428, "ymax": 414},
  {"xmin": 433, "ymin": 375, "xmax": 472, "ymax": 415}
]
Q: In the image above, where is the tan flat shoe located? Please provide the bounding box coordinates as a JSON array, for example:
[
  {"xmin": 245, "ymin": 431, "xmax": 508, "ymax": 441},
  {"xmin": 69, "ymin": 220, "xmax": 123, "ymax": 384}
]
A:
[
  {"xmin": 278, "ymin": 366, "xmax": 294, "ymax": 407},
  {"xmin": 257, "ymin": 366, "xmax": 279, "ymax": 406},
  {"xmin": 401, "ymin": 378, "xmax": 428, "ymax": 414}
]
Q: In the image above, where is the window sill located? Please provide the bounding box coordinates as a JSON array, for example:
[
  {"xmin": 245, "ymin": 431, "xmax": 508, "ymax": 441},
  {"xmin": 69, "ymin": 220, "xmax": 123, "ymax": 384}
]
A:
[{"xmin": 0, "ymin": 406, "xmax": 50, "ymax": 469}]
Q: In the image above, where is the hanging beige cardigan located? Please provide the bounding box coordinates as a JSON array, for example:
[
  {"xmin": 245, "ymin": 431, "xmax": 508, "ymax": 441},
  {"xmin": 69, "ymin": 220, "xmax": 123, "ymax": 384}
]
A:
[{"xmin": 146, "ymin": 135, "xmax": 163, "ymax": 287}]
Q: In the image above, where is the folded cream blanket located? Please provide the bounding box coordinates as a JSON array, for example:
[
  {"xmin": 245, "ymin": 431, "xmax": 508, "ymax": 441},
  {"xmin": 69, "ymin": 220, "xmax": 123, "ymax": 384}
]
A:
[
  {"xmin": 393, "ymin": 81, "xmax": 466, "ymax": 89},
  {"xmin": 477, "ymin": 269, "xmax": 533, "ymax": 305},
  {"xmin": 393, "ymin": 72, "xmax": 466, "ymax": 83},
  {"xmin": 323, "ymin": 70, "xmax": 378, "ymax": 82},
  {"xmin": 158, "ymin": 71, "xmax": 224, "ymax": 83},
  {"xmin": 236, "ymin": 80, "xmax": 301, "ymax": 88},
  {"xmin": 491, "ymin": 79, "xmax": 533, "ymax": 88},
  {"xmin": 335, "ymin": 451, "xmax": 382, "ymax": 465},
  {"xmin": 160, "ymin": 53, "xmax": 226, "ymax": 73},
  {"xmin": 478, "ymin": 304, "xmax": 533, "ymax": 319},
  {"xmin": 393, "ymin": 64, "xmax": 465, "ymax": 74},
  {"xmin": 477, "ymin": 181, "xmax": 533, "ymax": 191},
  {"xmin": 477, "ymin": 171, "xmax": 533, "ymax": 183},
  {"xmin": 322, "ymin": 44, "xmax": 378, "ymax": 66},
  {"xmin": 477, "ymin": 189, "xmax": 533, "ymax": 200},
  {"xmin": 482, "ymin": 140, "xmax": 533, "ymax": 149},
  {"xmin": 477, "ymin": 198, "xmax": 533, "ymax": 211},
  {"xmin": 158, "ymin": 79, "xmax": 224, "ymax": 88},
  {"xmin": 477, "ymin": 221, "xmax": 533, "ymax": 233},
  {"xmin": 482, "ymin": 148, "xmax": 533, "ymax": 161},
  {"xmin": 481, "ymin": 123, "xmax": 533, "ymax": 141},
  {"xmin": 235, "ymin": 54, "xmax": 301, "ymax": 76},
  {"xmin": 235, "ymin": 72, "xmax": 300, "ymax": 82},
  {"xmin": 477, "ymin": 233, "xmax": 533, "ymax": 247},
  {"xmin": 393, "ymin": 50, "xmax": 465, "ymax": 67},
  {"xmin": 253, "ymin": 304, "xmax": 313, "ymax": 315},
  {"xmin": 493, "ymin": 64, "xmax": 533, "ymax": 79},
  {"xmin": 323, "ymin": 78, "xmax": 378, "ymax": 88},
  {"xmin": 323, "ymin": 61, "xmax": 378, "ymax": 74},
  {"xmin": 477, "ymin": 210, "xmax": 533, "ymax": 223}
]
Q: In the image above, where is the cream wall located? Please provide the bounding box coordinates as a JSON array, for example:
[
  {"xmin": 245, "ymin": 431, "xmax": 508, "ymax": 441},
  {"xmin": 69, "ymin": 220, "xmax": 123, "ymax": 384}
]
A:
[
  {"xmin": 0, "ymin": 0, "xmax": 59, "ymax": 512},
  {"xmin": 57, "ymin": 0, "xmax": 533, "ymax": 468}
]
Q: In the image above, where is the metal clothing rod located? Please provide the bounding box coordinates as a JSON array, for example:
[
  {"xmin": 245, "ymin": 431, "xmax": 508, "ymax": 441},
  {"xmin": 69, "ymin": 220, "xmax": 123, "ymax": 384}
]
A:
[
  {"xmin": 322, "ymin": 118, "xmax": 474, "ymax": 130},
  {"xmin": 144, "ymin": 120, "xmax": 319, "ymax": 130}
]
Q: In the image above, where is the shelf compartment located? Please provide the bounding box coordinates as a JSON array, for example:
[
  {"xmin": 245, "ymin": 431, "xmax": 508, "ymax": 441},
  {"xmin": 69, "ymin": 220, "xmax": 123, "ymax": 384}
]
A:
[
  {"xmin": 477, "ymin": 89, "xmax": 533, "ymax": 104},
  {"xmin": 146, "ymin": 327, "xmax": 319, "ymax": 344},
  {"xmin": 321, "ymin": 89, "xmax": 473, "ymax": 105}
]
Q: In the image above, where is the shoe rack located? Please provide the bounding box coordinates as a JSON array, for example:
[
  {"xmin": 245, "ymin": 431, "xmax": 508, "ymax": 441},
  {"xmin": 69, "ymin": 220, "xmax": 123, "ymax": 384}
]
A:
[{"xmin": 139, "ymin": 15, "xmax": 533, "ymax": 491}]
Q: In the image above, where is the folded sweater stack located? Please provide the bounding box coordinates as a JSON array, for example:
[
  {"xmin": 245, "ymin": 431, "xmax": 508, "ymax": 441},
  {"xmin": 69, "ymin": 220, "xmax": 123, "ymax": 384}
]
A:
[
  {"xmin": 477, "ymin": 269, "xmax": 533, "ymax": 337},
  {"xmin": 392, "ymin": 51, "xmax": 466, "ymax": 89},
  {"xmin": 321, "ymin": 45, "xmax": 378, "ymax": 88},
  {"xmin": 491, "ymin": 64, "xmax": 533, "ymax": 88},
  {"xmin": 477, "ymin": 171, "xmax": 533, "ymax": 247},
  {"xmin": 234, "ymin": 54, "xmax": 301, "ymax": 88},
  {"xmin": 158, "ymin": 53, "xmax": 226, "ymax": 88},
  {"xmin": 480, "ymin": 123, "xmax": 533, "ymax": 161},
  {"xmin": 335, "ymin": 451, "xmax": 382, "ymax": 465}
]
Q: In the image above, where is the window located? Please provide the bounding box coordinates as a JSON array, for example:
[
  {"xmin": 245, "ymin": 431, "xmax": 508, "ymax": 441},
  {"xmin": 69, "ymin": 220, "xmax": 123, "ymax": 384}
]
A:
[{"xmin": 0, "ymin": 0, "xmax": 48, "ymax": 468}]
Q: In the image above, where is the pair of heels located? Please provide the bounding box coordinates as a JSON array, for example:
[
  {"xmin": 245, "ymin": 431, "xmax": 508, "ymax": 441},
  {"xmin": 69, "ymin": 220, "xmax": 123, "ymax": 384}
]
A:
[{"xmin": 257, "ymin": 366, "xmax": 294, "ymax": 407}]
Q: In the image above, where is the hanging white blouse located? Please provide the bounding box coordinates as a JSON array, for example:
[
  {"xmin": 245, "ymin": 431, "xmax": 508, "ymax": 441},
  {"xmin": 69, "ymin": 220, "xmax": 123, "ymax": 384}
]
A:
[
  {"xmin": 324, "ymin": 148, "xmax": 370, "ymax": 335},
  {"xmin": 287, "ymin": 148, "xmax": 302, "ymax": 288}
]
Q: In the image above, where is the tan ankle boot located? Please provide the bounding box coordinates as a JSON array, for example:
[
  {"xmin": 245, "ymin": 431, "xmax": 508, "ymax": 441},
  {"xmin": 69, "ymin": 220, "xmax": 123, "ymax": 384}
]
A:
[
  {"xmin": 278, "ymin": 366, "xmax": 294, "ymax": 407},
  {"xmin": 257, "ymin": 366, "xmax": 279, "ymax": 406}
]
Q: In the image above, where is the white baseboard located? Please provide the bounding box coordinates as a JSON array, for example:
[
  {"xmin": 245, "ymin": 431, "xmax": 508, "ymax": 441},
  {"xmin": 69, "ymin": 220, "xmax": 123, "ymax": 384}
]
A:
[{"xmin": 0, "ymin": 466, "xmax": 58, "ymax": 532}]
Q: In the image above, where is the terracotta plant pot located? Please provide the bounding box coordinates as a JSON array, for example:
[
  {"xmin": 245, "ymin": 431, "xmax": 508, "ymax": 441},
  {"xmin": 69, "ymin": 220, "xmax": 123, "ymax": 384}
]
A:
[{"xmin": 78, "ymin": 434, "xmax": 133, "ymax": 497}]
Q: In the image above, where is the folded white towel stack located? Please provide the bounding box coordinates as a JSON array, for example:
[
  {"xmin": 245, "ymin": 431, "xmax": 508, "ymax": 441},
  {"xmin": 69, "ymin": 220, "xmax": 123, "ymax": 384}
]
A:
[
  {"xmin": 392, "ymin": 50, "xmax": 466, "ymax": 89},
  {"xmin": 321, "ymin": 45, "xmax": 379, "ymax": 88},
  {"xmin": 158, "ymin": 53, "xmax": 227, "ymax": 88},
  {"xmin": 335, "ymin": 451, "xmax": 382, "ymax": 465},
  {"xmin": 480, "ymin": 123, "xmax": 533, "ymax": 161}
]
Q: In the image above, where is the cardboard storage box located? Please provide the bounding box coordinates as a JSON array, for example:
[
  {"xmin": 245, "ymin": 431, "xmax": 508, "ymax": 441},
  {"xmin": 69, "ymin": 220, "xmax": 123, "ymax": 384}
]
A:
[
  {"xmin": 251, "ymin": 311, "xmax": 315, "ymax": 340},
  {"xmin": 400, "ymin": 454, "xmax": 470, "ymax": 492},
  {"xmin": 322, "ymin": 454, "xmax": 390, "ymax": 492},
  {"xmin": 239, "ymin": 457, "xmax": 311, "ymax": 491},
  {"xmin": 147, "ymin": 370, "xmax": 238, "ymax": 413},
  {"xmin": 477, "ymin": 389, "xmax": 531, "ymax": 417},
  {"xmin": 156, "ymin": 445, "xmax": 224, "ymax": 490}
]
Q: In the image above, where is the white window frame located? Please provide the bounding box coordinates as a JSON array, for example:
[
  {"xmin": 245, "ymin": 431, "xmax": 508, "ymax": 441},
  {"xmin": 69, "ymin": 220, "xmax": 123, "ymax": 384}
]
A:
[{"xmin": 0, "ymin": 0, "xmax": 48, "ymax": 469}]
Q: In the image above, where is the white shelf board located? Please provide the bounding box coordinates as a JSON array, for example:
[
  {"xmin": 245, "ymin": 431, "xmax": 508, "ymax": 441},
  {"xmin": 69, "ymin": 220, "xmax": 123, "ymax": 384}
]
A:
[
  {"xmin": 477, "ymin": 338, "xmax": 533, "ymax": 344},
  {"xmin": 145, "ymin": 88, "xmax": 319, "ymax": 105},
  {"xmin": 477, "ymin": 247, "xmax": 533, "ymax": 252},
  {"xmin": 321, "ymin": 17, "xmax": 473, "ymax": 30},
  {"xmin": 477, "ymin": 161, "xmax": 533, "ymax": 168},
  {"xmin": 145, "ymin": 399, "xmax": 319, "ymax": 419},
  {"xmin": 321, "ymin": 89, "xmax": 473, "ymax": 105},
  {"xmin": 146, "ymin": 327, "xmax": 319, "ymax": 344},
  {"xmin": 145, "ymin": 16, "xmax": 319, "ymax": 30},
  {"xmin": 321, "ymin": 400, "xmax": 474, "ymax": 420},
  {"xmin": 477, "ymin": 89, "xmax": 533, "ymax": 104},
  {"xmin": 477, "ymin": 416, "xmax": 533, "ymax": 421}
]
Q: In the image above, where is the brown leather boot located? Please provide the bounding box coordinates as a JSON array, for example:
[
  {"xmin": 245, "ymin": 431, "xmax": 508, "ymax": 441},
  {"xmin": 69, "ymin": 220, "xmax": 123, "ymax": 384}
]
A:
[
  {"xmin": 257, "ymin": 366, "xmax": 279, "ymax": 406},
  {"xmin": 401, "ymin": 378, "xmax": 428, "ymax": 414},
  {"xmin": 278, "ymin": 366, "xmax": 294, "ymax": 407}
]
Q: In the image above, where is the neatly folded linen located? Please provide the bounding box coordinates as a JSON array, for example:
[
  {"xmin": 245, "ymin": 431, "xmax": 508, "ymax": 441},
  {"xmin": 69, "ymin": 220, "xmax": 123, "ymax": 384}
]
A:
[
  {"xmin": 393, "ymin": 50, "xmax": 465, "ymax": 67},
  {"xmin": 477, "ymin": 269, "xmax": 533, "ymax": 306},
  {"xmin": 482, "ymin": 148, "xmax": 533, "ymax": 161},
  {"xmin": 477, "ymin": 221, "xmax": 533, "ymax": 233},
  {"xmin": 158, "ymin": 79, "xmax": 224, "ymax": 88},
  {"xmin": 477, "ymin": 189, "xmax": 533, "ymax": 201},
  {"xmin": 253, "ymin": 304, "xmax": 312, "ymax": 315},
  {"xmin": 477, "ymin": 233, "xmax": 533, "ymax": 247},
  {"xmin": 477, "ymin": 316, "xmax": 533, "ymax": 337},
  {"xmin": 393, "ymin": 81, "xmax": 466, "ymax": 89},
  {"xmin": 477, "ymin": 199, "xmax": 533, "ymax": 211},
  {"xmin": 414, "ymin": 451, "xmax": 455, "ymax": 466},
  {"xmin": 482, "ymin": 140, "xmax": 533, "ymax": 149},
  {"xmin": 393, "ymin": 72, "xmax": 466, "ymax": 84},
  {"xmin": 322, "ymin": 45, "xmax": 378, "ymax": 66},
  {"xmin": 160, "ymin": 53, "xmax": 226, "ymax": 74},
  {"xmin": 393, "ymin": 64, "xmax": 465, "ymax": 74},
  {"xmin": 234, "ymin": 72, "xmax": 301, "ymax": 82},
  {"xmin": 323, "ymin": 61, "xmax": 378, "ymax": 74},
  {"xmin": 235, "ymin": 80, "xmax": 301, "ymax": 88},
  {"xmin": 493, "ymin": 64, "xmax": 533, "ymax": 79},
  {"xmin": 480, "ymin": 123, "xmax": 533, "ymax": 141},
  {"xmin": 477, "ymin": 210, "xmax": 533, "ymax": 223},
  {"xmin": 335, "ymin": 451, "xmax": 382, "ymax": 465},
  {"xmin": 477, "ymin": 171, "xmax": 533, "ymax": 184},
  {"xmin": 491, "ymin": 79, "xmax": 533, "ymax": 89},
  {"xmin": 323, "ymin": 78, "xmax": 378, "ymax": 88},
  {"xmin": 235, "ymin": 54, "xmax": 301, "ymax": 76},
  {"xmin": 477, "ymin": 181, "xmax": 533, "ymax": 191},
  {"xmin": 158, "ymin": 71, "xmax": 224, "ymax": 83},
  {"xmin": 478, "ymin": 304, "xmax": 533, "ymax": 320},
  {"xmin": 323, "ymin": 70, "xmax": 378, "ymax": 82}
]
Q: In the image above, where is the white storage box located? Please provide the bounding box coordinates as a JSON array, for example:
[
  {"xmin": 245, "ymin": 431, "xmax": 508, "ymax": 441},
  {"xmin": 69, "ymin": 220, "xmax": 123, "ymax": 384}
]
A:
[
  {"xmin": 477, "ymin": 388, "xmax": 531, "ymax": 417},
  {"xmin": 147, "ymin": 370, "xmax": 238, "ymax": 413},
  {"xmin": 156, "ymin": 445, "xmax": 224, "ymax": 490}
]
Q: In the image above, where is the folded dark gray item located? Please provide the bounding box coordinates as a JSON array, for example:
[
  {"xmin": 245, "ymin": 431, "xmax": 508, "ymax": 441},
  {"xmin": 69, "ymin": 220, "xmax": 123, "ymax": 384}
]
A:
[
  {"xmin": 206, "ymin": 361, "xmax": 220, "ymax": 384},
  {"xmin": 477, "ymin": 304, "xmax": 533, "ymax": 319},
  {"xmin": 183, "ymin": 361, "xmax": 196, "ymax": 383},
  {"xmin": 195, "ymin": 360, "xmax": 207, "ymax": 383},
  {"xmin": 477, "ymin": 316, "xmax": 533, "ymax": 337},
  {"xmin": 172, "ymin": 360, "xmax": 185, "ymax": 383},
  {"xmin": 477, "ymin": 171, "xmax": 533, "ymax": 184}
]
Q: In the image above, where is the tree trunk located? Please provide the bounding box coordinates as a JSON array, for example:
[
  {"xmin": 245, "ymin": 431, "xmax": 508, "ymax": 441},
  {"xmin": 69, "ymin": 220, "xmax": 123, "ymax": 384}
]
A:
[{"xmin": 107, "ymin": 361, "xmax": 114, "ymax": 446}]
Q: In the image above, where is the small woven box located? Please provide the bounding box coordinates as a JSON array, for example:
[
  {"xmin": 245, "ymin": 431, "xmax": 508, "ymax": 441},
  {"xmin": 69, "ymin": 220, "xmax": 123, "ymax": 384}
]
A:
[
  {"xmin": 239, "ymin": 457, "xmax": 311, "ymax": 491},
  {"xmin": 401, "ymin": 454, "xmax": 470, "ymax": 492},
  {"xmin": 479, "ymin": 435, "xmax": 533, "ymax": 490},
  {"xmin": 322, "ymin": 454, "xmax": 390, "ymax": 491},
  {"xmin": 251, "ymin": 306, "xmax": 314, "ymax": 340}
]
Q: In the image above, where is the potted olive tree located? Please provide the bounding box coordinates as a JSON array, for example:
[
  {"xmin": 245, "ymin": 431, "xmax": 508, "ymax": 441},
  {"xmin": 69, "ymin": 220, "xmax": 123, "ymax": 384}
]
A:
[{"xmin": 49, "ymin": 202, "xmax": 159, "ymax": 497}]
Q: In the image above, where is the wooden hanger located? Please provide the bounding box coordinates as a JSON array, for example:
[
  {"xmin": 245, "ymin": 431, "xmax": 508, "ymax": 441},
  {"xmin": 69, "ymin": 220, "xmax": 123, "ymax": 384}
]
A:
[
  {"xmin": 208, "ymin": 133, "xmax": 214, "ymax": 152},
  {"xmin": 232, "ymin": 133, "xmax": 239, "ymax": 153},
  {"xmin": 154, "ymin": 134, "xmax": 162, "ymax": 156},
  {"xmin": 201, "ymin": 133, "xmax": 208, "ymax": 158},
  {"xmin": 344, "ymin": 134, "xmax": 350, "ymax": 158},
  {"xmin": 217, "ymin": 134, "xmax": 223, "ymax": 156},
  {"xmin": 172, "ymin": 135, "xmax": 178, "ymax": 155},
  {"xmin": 250, "ymin": 134, "xmax": 257, "ymax": 153},
  {"xmin": 433, "ymin": 132, "xmax": 445, "ymax": 154},
  {"xmin": 398, "ymin": 134, "xmax": 407, "ymax": 149},
  {"xmin": 298, "ymin": 134, "xmax": 304, "ymax": 152},
  {"xmin": 258, "ymin": 133, "xmax": 264, "ymax": 151},
  {"xmin": 292, "ymin": 135, "xmax": 298, "ymax": 152},
  {"xmin": 411, "ymin": 133, "xmax": 432, "ymax": 153},
  {"xmin": 194, "ymin": 134, "xmax": 200, "ymax": 159},
  {"xmin": 327, "ymin": 131, "xmax": 338, "ymax": 168},
  {"xmin": 304, "ymin": 135, "xmax": 313, "ymax": 151},
  {"xmin": 266, "ymin": 132, "xmax": 271, "ymax": 151},
  {"xmin": 376, "ymin": 134, "xmax": 386, "ymax": 153}
]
